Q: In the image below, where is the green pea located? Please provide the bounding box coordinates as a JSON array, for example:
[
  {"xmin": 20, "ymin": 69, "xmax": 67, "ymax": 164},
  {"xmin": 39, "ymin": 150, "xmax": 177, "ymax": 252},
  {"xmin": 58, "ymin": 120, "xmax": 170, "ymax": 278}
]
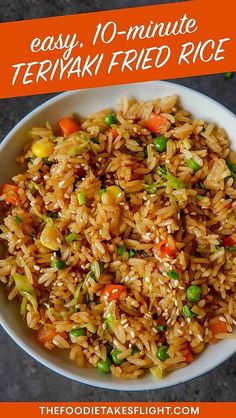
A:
[
  {"xmin": 224, "ymin": 72, "xmax": 234, "ymax": 80},
  {"xmin": 117, "ymin": 245, "xmax": 126, "ymax": 256},
  {"xmin": 97, "ymin": 358, "xmax": 111, "ymax": 373},
  {"xmin": 51, "ymin": 259, "xmax": 66, "ymax": 270},
  {"xmin": 154, "ymin": 136, "xmax": 167, "ymax": 152},
  {"xmin": 167, "ymin": 270, "xmax": 179, "ymax": 280},
  {"xmin": 105, "ymin": 113, "xmax": 117, "ymax": 126},
  {"xmin": 146, "ymin": 184, "xmax": 157, "ymax": 194},
  {"xmin": 156, "ymin": 345, "xmax": 169, "ymax": 361},
  {"xmin": 111, "ymin": 348, "xmax": 124, "ymax": 365},
  {"xmin": 14, "ymin": 215, "xmax": 22, "ymax": 225},
  {"xmin": 182, "ymin": 305, "xmax": 195, "ymax": 318},
  {"xmin": 69, "ymin": 328, "xmax": 86, "ymax": 338},
  {"xmin": 187, "ymin": 158, "xmax": 201, "ymax": 171},
  {"xmin": 186, "ymin": 285, "xmax": 201, "ymax": 303}
]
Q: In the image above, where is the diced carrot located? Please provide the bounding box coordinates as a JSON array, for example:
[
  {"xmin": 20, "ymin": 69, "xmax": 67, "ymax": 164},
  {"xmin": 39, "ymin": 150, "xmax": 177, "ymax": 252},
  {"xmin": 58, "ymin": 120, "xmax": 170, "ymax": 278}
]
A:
[
  {"xmin": 102, "ymin": 284, "xmax": 126, "ymax": 302},
  {"xmin": 223, "ymin": 236, "xmax": 236, "ymax": 247},
  {"xmin": 180, "ymin": 343, "xmax": 193, "ymax": 363},
  {"xmin": 146, "ymin": 113, "xmax": 170, "ymax": 134},
  {"xmin": 110, "ymin": 127, "xmax": 118, "ymax": 139},
  {"xmin": 154, "ymin": 238, "xmax": 177, "ymax": 258},
  {"xmin": 183, "ymin": 348, "xmax": 193, "ymax": 364},
  {"xmin": 2, "ymin": 184, "xmax": 19, "ymax": 205},
  {"xmin": 59, "ymin": 117, "xmax": 80, "ymax": 136},
  {"xmin": 37, "ymin": 326, "xmax": 67, "ymax": 345},
  {"xmin": 209, "ymin": 318, "xmax": 229, "ymax": 338}
]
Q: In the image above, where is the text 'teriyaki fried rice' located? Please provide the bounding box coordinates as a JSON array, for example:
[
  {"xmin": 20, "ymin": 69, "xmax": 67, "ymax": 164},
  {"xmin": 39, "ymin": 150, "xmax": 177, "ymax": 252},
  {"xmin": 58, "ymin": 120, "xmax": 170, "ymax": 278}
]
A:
[{"xmin": 0, "ymin": 94, "xmax": 236, "ymax": 380}]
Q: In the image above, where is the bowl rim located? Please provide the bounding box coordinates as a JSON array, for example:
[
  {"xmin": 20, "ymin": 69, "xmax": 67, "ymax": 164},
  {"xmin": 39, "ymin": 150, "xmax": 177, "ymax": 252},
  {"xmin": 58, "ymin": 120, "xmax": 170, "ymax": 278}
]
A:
[{"xmin": 0, "ymin": 80, "xmax": 236, "ymax": 391}]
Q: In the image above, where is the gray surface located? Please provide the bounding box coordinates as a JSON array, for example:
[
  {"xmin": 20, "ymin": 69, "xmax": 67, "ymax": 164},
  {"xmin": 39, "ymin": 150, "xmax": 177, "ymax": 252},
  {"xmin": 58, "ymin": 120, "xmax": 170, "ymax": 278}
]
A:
[{"xmin": 0, "ymin": 0, "xmax": 235, "ymax": 402}]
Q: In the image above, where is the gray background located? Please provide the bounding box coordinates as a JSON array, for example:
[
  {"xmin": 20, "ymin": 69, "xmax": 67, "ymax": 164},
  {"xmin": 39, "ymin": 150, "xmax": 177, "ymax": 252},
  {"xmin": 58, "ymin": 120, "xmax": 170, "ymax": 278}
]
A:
[{"xmin": 0, "ymin": 0, "xmax": 235, "ymax": 402}]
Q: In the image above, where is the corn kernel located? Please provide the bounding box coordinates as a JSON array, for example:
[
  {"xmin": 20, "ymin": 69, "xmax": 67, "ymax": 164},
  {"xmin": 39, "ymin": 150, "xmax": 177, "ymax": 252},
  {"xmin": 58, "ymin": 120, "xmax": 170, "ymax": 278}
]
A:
[
  {"xmin": 40, "ymin": 225, "xmax": 63, "ymax": 251},
  {"xmin": 101, "ymin": 185, "xmax": 124, "ymax": 205},
  {"xmin": 150, "ymin": 365, "xmax": 164, "ymax": 379},
  {"xmin": 192, "ymin": 342, "xmax": 205, "ymax": 354},
  {"xmin": 32, "ymin": 139, "xmax": 54, "ymax": 158}
]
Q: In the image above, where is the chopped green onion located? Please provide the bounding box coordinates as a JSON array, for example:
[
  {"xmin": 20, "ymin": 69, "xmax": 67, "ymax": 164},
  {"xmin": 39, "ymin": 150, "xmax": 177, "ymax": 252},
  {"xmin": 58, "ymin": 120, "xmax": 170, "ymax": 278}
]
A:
[
  {"xmin": 90, "ymin": 137, "xmax": 100, "ymax": 144},
  {"xmin": 77, "ymin": 192, "xmax": 86, "ymax": 205},
  {"xmin": 14, "ymin": 215, "xmax": 23, "ymax": 225},
  {"xmin": 198, "ymin": 181, "xmax": 206, "ymax": 190},
  {"xmin": 117, "ymin": 245, "xmax": 126, "ymax": 256},
  {"xmin": 166, "ymin": 174, "xmax": 185, "ymax": 190},
  {"xmin": 167, "ymin": 270, "xmax": 179, "ymax": 280},
  {"xmin": 226, "ymin": 246, "xmax": 236, "ymax": 252},
  {"xmin": 111, "ymin": 348, "xmax": 124, "ymax": 365},
  {"xmin": 20, "ymin": 295, "xmax": 27, "ymax": 316},
  {"xmin": 43, "ymin": 157, "xmax": 53, "ymax": 166},
  {"xmin": 146, "ymin": 184, "xmax": 157, "ymax": 194},
  {"xmin": 104, "ymin": 113, "xmax": 117, "ymax": 126},
  {"xmin": 153, "ymin": 136, "xmax": 167, "ymax": 152},
  {"xmin": 226, "ymin": 160, "xmax": 236, "ymax": 174},
  {"xmin": 104, "ymin": 314, "xmax": 114, "ymax": 330},
  {"xmin": 187, "ymin": 158, "xmax": 201, "ymax": 172},
  {"xmin": 90, "ymin": 261, "xmax": 105, "ymax": 280},
  {"xmin": 66, "ymin": 232, "xmax": 78, "ymax": 243},
  {"xmin": 131, "ymin": 345, "xmax": 140, "ymax": 355},
  {"xmin": 128, "ymin": 249, "xmax": 137, "ymax": 257},
  {"xmin": 51, "ymin": 259, "xmax": 66, "ymax": 270},
  {"xmin": 144, "ymin": 147, "xmax": 148, "ymax": 158},
  {"xmin": 99, "ymin": 188, "xmax": 106, "ymax": 195},
  {"xmin": 182, "ymin": 305, "xmax": 196, "ymax": 318},
  {"xmin": 97, "ymin": 358, "xmax": 111, "ymax": 373},
  {"xmin": 224, "ymin": 72, "xmax": 234, "ymax": 80},
  {"xmin": 85, "ymin": 292, "xmax": 91, "ymax": 305},
  {"xmin": 69, "ymin": 328, "xmax": 86, "ymax": 338},
  {"xmin": 158, "ymin": 165, "xmax": 167, "ymax": 176},
  {"xmin": 28, "ymin": 157, "xmax": 35, "ymax": 164},
  {"xmin": 47, "ymin": 211, "xmax": 59, "ymax": 219},
  {"xmin": 156, "ymin": 325, "xmax": 167, "ymax": 332},
  {"xmin": 196, "ymin": 194, "xmax": 204, "ymax": 201}
]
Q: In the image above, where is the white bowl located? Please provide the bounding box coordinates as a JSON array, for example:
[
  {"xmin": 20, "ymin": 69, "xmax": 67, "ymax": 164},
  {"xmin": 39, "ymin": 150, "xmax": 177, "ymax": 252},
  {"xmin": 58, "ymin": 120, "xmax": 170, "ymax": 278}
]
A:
[{"xmin": 0, "ymin": 81, "xmax": 235, "ymax": 391}]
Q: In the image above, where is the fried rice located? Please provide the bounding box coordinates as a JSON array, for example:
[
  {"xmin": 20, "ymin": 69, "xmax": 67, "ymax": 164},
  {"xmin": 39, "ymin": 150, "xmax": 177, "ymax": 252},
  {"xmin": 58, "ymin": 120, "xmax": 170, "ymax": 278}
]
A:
[{"xmin": 0, "ymin": 94, "xmax": 236, "ymax": 380}]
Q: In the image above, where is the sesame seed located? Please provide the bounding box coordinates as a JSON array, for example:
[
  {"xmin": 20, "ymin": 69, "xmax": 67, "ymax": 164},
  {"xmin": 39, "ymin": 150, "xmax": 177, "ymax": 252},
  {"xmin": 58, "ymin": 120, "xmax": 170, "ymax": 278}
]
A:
[
  {"xmin": 219, "ymin": 316, "xmax": 226, "ymax": 322},
  {"xmin": 123, "ymin": 323, "xmax": 129, "ymax": 329},
  {"xmin": 130, "ymin": 331, "xmax": 135, "ymax": 338},
  {"xmin": 33, "ymin": 265, "xmax": 40, "ymax": 271}
]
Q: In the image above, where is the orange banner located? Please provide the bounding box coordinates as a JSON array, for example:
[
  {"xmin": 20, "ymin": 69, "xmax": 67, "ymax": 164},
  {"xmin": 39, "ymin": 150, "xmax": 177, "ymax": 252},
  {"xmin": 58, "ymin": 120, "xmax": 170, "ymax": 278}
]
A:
[
  {"xmin": 0, "ymin": 402, "xmax": 236, "ymax": 418},
  {"xmin": 0, "ymin": 0, "xmax": 235, "ymax": 99}
]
